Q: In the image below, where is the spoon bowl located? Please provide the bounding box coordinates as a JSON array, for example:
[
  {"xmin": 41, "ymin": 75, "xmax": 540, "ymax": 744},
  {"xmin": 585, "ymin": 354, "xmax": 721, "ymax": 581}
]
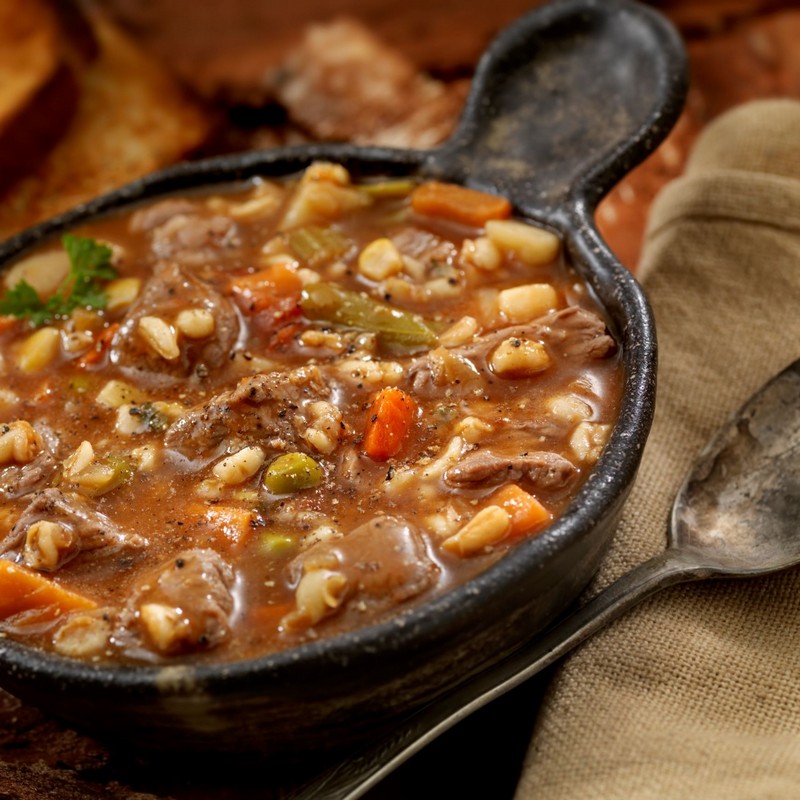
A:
[
  {"xmin": 293, "ymin": 356, "xmax": 800, "ymax": 799},
  {"xmin": 672, "ymin": 359, "xmax": 800, "ymax": 575}
]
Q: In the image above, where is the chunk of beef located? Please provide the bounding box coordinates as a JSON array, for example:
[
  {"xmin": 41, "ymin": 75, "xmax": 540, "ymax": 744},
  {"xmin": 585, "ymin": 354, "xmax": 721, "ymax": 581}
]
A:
[
  {"xmin": 409, "ymin": 306, "xmax": 615, "ymax": 396},
  {"xmin": 444, "ymin": 450, "xmax": 577, "ymax": 491},
  {"xmin": 457, "ymin": 307, "xmax": 616, "ymax": 363},
  {"xmin": 130, "ymin": 198, "xmax": 240, "ymax": 267},
  {"xmin": 538, "ymin": 306, "xmax": 617, "ymax": 360},
  {"xmin": 0, "ymin": 451, "xmax": 57, "ymax": 500},
  {"xmin": 270, "ymin": 18, "xmax": 463, "ymax": 148},
  {"xmin": 109, "ymin": 260, "xmax": 241, "ymax": 389},
  {"xmin": 2, "ymin": 488, "xmax": 146, "ymax": 571},
  {"xmin": 164, "ymin": 365, "xmax": 331, "ymax": 458},
  {"xmin": 0, "ymin": 423, "xmax": 62, "ymax": 500},
  {"xmin": 129, "ymin": 199, "xmax": 198, "ymax": 233},
  {"xmin": 283, "ymin": 515, "xmax": 438, "ymax": 631},
  {"xmin": 127, "ymin": 548, "xmax": 235, "ymax": 656}
]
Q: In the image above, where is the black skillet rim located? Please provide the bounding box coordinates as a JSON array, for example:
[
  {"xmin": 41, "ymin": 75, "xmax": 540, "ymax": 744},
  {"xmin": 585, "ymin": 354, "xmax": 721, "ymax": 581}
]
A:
[{"xmin": 0, "ymin": 0, "xmax": 686, "ymax": 705}]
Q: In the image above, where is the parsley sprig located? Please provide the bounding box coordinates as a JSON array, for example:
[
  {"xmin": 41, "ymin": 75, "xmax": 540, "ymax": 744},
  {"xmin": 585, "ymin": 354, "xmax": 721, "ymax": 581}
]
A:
[{"xmin": 0, "ymin": 234, "xmax": 118, "ymax": 326}]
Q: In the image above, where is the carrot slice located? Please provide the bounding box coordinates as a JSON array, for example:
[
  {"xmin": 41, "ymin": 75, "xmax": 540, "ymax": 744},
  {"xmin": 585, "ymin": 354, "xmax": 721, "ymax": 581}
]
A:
[
  {"xmin": 230, "ymin": 263, "xmax": 302, "ymax": 314},
  {"xmin": 0, "ymin": 316, "xmax": 18, "ymax": 334},
  {"xmin": 364, "ymin": 387, "xmax": 417, "ymax": 462},
  {"xmin": 489, "ymin": 484, "xmax": 551, "ymax": 538},
  {"xmin": 77, "ymin": 323, "xmax": 119, "ymax": 368},
  {"xmin": 0, "ymin": 560, "xmax": 97, "ymax": 621},
  {"xmin": 411, "ymin": 181, "xmax": 512, "ymax": 227}
]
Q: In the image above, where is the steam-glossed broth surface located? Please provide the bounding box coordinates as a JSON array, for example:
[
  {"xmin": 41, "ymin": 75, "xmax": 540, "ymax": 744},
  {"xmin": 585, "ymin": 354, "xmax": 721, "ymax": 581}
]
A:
[{"xmin": 0, "ymin": 164, "xmax": 621, "ymax": 664}]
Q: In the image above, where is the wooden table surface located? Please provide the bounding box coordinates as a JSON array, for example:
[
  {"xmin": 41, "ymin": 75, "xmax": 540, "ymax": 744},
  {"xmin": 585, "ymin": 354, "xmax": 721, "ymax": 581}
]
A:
[{"xmin": 2, "ymin": 2, "xmax": 800, "ymax": 797}]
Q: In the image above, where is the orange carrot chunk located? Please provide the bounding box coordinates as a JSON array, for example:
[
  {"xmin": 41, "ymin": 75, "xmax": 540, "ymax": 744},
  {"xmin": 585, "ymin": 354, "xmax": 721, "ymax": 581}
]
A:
[
  {"xmin": 489, "ymin": 484, "xmax": 552, "ymax": 538},
  {"xmin": 0, "ymin": 560, "xmax": 97, "ymax": 621},
  {"xmin": 364, "ymin": 387, "xmax": 417, "ymax": 462},
  {"xmin": 230, "ymin": 263, "xmax": 303, "ymax": 314},
  {"xmin": 77, "ymin": 323, "xmax": 119, "ymax": 368},
  {"xmin": 411, "ymin": 181, "xmax": 512, "ymax": 227}
]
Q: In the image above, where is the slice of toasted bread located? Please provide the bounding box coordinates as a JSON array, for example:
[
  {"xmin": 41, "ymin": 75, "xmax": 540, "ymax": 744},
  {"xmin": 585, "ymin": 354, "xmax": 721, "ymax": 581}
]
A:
[
  {"xmin": 0, "ymin": 0, "xmax": 84, "ymax": 194},
  {"xmin": 0, "ymin": 8, "xmax": 213, "ymax": 240}
]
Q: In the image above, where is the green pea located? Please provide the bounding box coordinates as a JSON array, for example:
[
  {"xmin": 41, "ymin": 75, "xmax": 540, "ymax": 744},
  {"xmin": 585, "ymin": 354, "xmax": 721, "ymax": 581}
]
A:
[
  {"xmin": 263, "ymin": 452, "xmax": 323, "ymax": 494},
  {"xmin": 260, "ymin": 531, "xmax": 296, "ymax": 558}
]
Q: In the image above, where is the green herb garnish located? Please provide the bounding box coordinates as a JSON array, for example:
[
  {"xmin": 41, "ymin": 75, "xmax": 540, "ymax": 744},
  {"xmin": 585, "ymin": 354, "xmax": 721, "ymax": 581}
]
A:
[
  {"xmin": 128, "ymin": 402, "xmax": 169, "ymax": 433},
  {"xmin": 0, "ymin": 234, "xmax": 117, "ymax": 325}
]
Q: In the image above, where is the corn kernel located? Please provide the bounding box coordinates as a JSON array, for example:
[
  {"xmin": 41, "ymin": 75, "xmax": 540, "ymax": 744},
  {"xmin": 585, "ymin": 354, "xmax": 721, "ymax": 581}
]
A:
[{"xmin": 358, "ymin": 238, "xmax": 404, "ymax": 281}]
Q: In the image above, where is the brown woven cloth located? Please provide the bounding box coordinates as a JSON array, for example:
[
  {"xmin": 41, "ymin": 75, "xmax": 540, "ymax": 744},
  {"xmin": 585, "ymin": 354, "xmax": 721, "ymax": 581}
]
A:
[{"xmin": 517, "ymin": 99, "xmax": 800, "ymax": 799}]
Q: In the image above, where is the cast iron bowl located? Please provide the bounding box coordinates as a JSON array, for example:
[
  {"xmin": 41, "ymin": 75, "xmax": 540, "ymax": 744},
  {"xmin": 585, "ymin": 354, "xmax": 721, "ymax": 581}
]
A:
[{"xmin": 0, "ymin": 0, "xmax": 686, "ymax": 764}]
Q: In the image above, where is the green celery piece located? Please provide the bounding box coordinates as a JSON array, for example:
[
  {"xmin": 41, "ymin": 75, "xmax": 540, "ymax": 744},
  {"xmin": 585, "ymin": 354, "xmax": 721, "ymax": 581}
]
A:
[
  {"xmin": 288, "ymin": 226, "xmax": 351, "ymax": 268},
  {"xmin": 301, "ymin": 282, "xmax": 438, "ymax": 352},
  {"xmin": 358, "ymin": 179, "xmax": 417, "ymax": 198}
]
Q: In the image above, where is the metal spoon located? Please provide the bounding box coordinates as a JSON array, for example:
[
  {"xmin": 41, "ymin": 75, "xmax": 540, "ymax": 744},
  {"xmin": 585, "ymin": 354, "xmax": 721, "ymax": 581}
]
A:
[{"xmin": 288, "ymin": 356, "xmax": 800, "ymax": 799}]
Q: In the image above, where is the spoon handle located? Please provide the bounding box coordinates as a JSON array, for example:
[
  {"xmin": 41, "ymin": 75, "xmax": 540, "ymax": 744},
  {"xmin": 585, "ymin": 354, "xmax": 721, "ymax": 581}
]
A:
[{"xmin": 288, "ymin": 548, "xmax": 708, "ymax": 800}]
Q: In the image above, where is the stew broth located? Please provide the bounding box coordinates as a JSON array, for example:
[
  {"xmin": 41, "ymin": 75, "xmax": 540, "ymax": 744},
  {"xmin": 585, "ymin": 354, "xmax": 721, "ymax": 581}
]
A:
[{"xmin": 0, "ymin": 164, "xmax": 621, "ymax": 664}]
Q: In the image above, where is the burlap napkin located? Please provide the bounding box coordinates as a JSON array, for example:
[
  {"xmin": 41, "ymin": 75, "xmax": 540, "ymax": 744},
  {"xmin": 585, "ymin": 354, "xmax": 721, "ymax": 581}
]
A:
[{"xmin": 516, "ymin": 98, "xmax": 800, "ymax": 799}]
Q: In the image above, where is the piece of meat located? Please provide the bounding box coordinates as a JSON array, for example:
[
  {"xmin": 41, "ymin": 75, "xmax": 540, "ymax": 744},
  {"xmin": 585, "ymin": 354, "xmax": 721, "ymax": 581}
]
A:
[
  {"xmin": 109, "ymin": 260, "xmax": 241, "ymax": 389},
  {"xmin": 283, "ymin": 515, "xmax": 438, "ymax": 631},
  {"xmin": 128, "ymin": 198, "xmax": 197, "ymax": 232},
  {"xmin": 408, "ymin": 306, "xmax": 615, "ymax": 396},
  {"xmin": 539, "ymin": 306, "xmax": 617, "ymax": 360},
  {"xmin": 456, "ymin": 307, "xmax": 616, "ymax": 363},
  {"xmin": 131, "ymin": 198, "xmax": 240, "ymax": 267},
  {"xmin": 127, "ymin": 548, "xmax": 235, "ymax": 656},
  {"xmin": 164, "ymin": 365, "xmax": 331, "ymax": 457},
  {"xmin": 444, "ymin": 450, "xmax": 577, "ymax": 491},
  {"xmin": 0, "ymin": 423, "xmax": 63, "ymax": 500},
  {"xmin": 0, "ymin": 451, "xmax": 57, "ymax": 500},
  {"xmin": 270, "ymin": 18, "xmax": 464, "ymax": 148},
  {"xmin": 149, "ymin": 212, "xmax": 240, "ymax": 267},
  {"xmin": 2, "ymin": 488, "xmax": 146, "ymax": 570}
]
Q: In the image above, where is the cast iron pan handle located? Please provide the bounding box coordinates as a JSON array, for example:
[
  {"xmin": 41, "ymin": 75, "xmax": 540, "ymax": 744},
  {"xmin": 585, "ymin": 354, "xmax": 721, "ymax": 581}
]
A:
[{"xmin": 426, "ymin": 0, "xmax": 687, "ymax": 220}]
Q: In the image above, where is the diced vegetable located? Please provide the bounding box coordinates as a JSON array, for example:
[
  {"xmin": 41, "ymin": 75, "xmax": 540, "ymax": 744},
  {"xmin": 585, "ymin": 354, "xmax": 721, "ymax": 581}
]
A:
[
  {"xmin": 411, "ymin": 181, "xmax": 512, "ymax": 227},
  {"xmin": 301, "ymin": 282, "xmax": 438, "ymax": 352},
  {"xmin": 260, "ymin": 531, "xmax": 296, "ymax": 558},
  {"xmin": 364, "ymin": 387, "xmax": 417, "ymax": 462},
  {"xmin": 442, "ymin": 505, "xmax": 511, "ymax": 557},
  {"xmin": 288, "ymin": 226, "xmax": 351, "ymax": 268},
  {"xmin": 0, "ymin": 560, "xmax": 97, "ymax": 621},
  {"xmin": 263, "ymin": 452, "xmax": 324, "ymax": 494},
  {"xmin": 17, "ymin": 326, "xmax": 61, "ymax": 372},
  {"xmin": 485, "ymin": 219, "xmax": 561, "ymax": 266},
  {"xmin": 359, "ymin": 178, "xmax": 418, "ymax": 197},
  {"xmin": 77, "ymin": 323, "xmax": 119, "ymax": 368},
  {"xmin": 202, "ymin": 506, "xmax": 257, "ymax": 548},
  {"xmin": 489, "ymin": 484, "xmax": 551, "ymax": 537},
  {"xmin": 231, "ymin": 263, "xmax": 302, "ymax": 315}
]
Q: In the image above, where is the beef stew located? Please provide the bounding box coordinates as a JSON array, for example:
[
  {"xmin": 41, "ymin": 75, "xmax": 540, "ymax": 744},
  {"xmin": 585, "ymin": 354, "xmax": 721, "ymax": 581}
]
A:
[{"xmin": 0, "ymin": 162, "xmax": 621, "ymax": 664}]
